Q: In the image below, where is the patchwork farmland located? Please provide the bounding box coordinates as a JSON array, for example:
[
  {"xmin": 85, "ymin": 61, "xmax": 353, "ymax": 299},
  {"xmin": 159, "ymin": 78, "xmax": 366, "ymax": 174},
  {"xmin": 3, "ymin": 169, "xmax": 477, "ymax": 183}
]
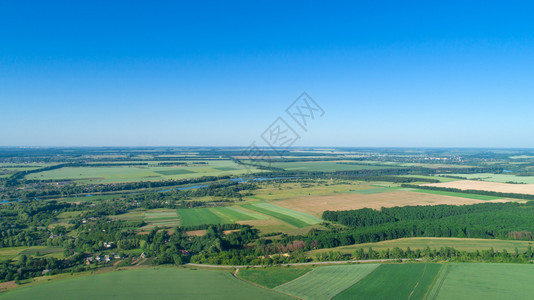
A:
[{"xmin": 176, "ymin": 207, "xmax": 267, "ymax": 227}]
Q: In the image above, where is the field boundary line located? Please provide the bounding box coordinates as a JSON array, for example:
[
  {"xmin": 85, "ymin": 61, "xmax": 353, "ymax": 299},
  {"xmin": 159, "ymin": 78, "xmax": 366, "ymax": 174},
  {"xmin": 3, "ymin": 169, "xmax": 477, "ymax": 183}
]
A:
[
  {"xmin": 408, "ymin": 263, "xmax": 428, "ymax": 299},
  {"xmin": 233, "ymin": 268, "xmax": 302, "ymax": 299},
  {"xmin": 427, "ymin": 264, "xmax": 449, "ymax": 300},
  {"xmin": 329, "ymin": 263, "xmax": 382, "ymax": 299},
  {"xmin": 273, "ymin": 268, "xmax": 315, "ymax": 289}
]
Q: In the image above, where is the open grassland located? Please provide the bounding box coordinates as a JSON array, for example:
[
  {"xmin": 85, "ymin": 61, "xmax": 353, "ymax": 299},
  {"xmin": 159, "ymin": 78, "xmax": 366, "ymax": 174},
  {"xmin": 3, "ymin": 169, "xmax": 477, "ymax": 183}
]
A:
[
  {"xmin": 25, "ymin": 160, "xmax": 259, "ymax": 184},
  {"xmin": 238, "ymin": 267, "xmax": 312, "ymax": 288},
  {"xmin": 447, "ymin": 173, "xmax": 534, "ymax": 184},
  {"xmin": 308, "ymin": 238, "xmax": 534, "ymax": 256},
  {"xmin": 177, "ymin": 206, "xmax": 267, "ymax": 227},
  {"xmin": 269, "ymin": 161, "xmax": 397, "ymax": 172},
  {"xmin": 428, "ymin": 263, "xmax": 534, "ymax": 300},
  {"xmin": 0, "ymin": 268, "xmax": 291, "ymax": 300},
  {"xmin": 276, "ymin": 191, "xmax": 510, "ymax": 217},
  {"xmin": 241, "ymin": 202, "xmax": 322, "ymax": 228},
  {"xmin": 335, "ymin": 263, "xmax": 441, "ymax": 300},
  {"xmin": 423, "ymin": 180, "xmax": 534, "ymax": 195},
  {"xmin": 274, "ymin": 264, "xmax": 380, "ymax": 300},
  {"xmin": 249, "ymin": 181, "xmax": 373, "ymax": 201}
]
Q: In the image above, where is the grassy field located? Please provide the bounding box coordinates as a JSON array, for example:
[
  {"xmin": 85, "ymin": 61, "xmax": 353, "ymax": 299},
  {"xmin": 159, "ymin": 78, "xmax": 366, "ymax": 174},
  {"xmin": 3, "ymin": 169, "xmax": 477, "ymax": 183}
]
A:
[
  {"xmin": 241, "ymin": 202, "xmax": 322, "ymax": 228},
  {"xmin": 308, "ymin": 237, "xmax": 534, "ymax": 256},
  {"xmin": 25, "ymin": 160, "xmax": 259, "ymax": 184},
  {"xmin": 238, "ymin": 267, "xmax": 312, "ymax": 288},
  {"xmin": 411, "ymin": 189, "xmax": 502, "ymax": 200},
  {"xmin": 177, "ymin": 206, "xmax": 267, "ymax": 227},
  {"xmin": 428, "ymin": 263, "xmax": 534, "ymax": 300},
  {"xmin": 0, "ymin": 268, "xmax": 291, "ymax": 300},
  {"xmin": 334, "ymin": 263, "xmax": 441, "ymax": 300},
  {"xmin": 274, "ymin": 264, "xmax": 380, "ymax": 300}
]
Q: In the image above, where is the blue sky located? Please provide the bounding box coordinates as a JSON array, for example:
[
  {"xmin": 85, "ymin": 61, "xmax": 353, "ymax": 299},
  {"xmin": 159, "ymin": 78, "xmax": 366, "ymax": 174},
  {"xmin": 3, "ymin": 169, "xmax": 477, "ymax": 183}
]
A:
[{"xmin": 1, "ymin": 1, "xmax": 534, "ymax": 147}]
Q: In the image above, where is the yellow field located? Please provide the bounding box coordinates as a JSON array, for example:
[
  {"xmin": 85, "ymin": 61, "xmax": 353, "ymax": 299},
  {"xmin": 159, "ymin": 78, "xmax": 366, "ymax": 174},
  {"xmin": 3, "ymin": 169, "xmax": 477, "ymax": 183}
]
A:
[
  {"xmin": 423, "ymin": 180, "xmax": 534, "ymax": 195},
  {"xmin": 274, "ymin": 191, "xmax": 510, "ymax": 217}
]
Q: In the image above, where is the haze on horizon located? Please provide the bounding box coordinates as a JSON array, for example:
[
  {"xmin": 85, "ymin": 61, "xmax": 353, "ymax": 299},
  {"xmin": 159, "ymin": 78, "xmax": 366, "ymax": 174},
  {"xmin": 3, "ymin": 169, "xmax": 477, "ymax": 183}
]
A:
[{"xmin": 1, "ymin": 1, "xmax": 534, "ymax": 148}]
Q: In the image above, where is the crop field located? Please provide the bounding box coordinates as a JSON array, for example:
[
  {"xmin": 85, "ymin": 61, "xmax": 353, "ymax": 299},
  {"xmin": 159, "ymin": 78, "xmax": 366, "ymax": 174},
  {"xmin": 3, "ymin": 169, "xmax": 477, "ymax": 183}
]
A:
[
  {"xmin": 240, "ymin": 202, "xmax": 322, "ymax": 228},
  {"xmin": 446, "ymin": 173, "xmax": 534, "ymax": 184},
  {"xmin": 269, "ymin": 161, "xmax": 397, "ymax": 172},
  {"xmin": 423, "ymin": 180, "xmax": 534, "ymax": 195},
  {"xmin": 0, "ymin": 268, "xmax": 291, "ymax": 300},
  {"xmin": 143, "ymin": 209, "xmax": 180, "ymax": 229},
  {"xmin": 308, "ymin": 237, "xmax": 534, "ymax": 255},
  {"xmin": 411, "ymin": 189, "xmax": 502, "ymax": 200},
  {"xmin": 335, "ymin": 263, "xmax": 442, "ymax": 300},
  {"xmin": 111, "ymin": 209, "xmax": 180, "ymax": 229},
  {"xmin": 276, "ymin": 191, "xmax": 509, "ymax": 217},
  {"xmin": 428, "ymin": 263, "xmax": 534, "ymax": 300},
  {"xmin": 24, "ymin": 160, "xmax": 259, "ymax": 184},
  {"xmin": 274, "ymin": 264, "xmax": 380, "ymax": 300},
  {"xmin": 238, "ymin": 267, "xmax": 312, "ymax": 288},
  {"xmin": 248, "ymin": 181, "xmax": 371, "ymax": 201},
  {"xmin": 177, "ymin": 206, "xmax": 267, "ymax": 227}
]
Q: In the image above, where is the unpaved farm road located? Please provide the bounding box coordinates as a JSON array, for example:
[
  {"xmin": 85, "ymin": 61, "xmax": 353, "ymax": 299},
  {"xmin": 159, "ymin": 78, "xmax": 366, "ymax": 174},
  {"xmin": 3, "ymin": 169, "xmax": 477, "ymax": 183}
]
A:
[{"xmin": 186, "ymin": 258, "xmax": 420, "ymax": 269}]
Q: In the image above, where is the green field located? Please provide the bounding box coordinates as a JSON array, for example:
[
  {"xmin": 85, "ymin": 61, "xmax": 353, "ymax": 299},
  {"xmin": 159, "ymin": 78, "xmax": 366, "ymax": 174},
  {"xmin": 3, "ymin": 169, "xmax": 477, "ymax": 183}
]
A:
[
  {"xmin": 0, "ymin": 268, "xmax": 291, "ymax": 300},
  {"xmin": 308, "ymin": 237, "xmax": 534, "ymax": 256},
  {"xmin": 238, "ymin": 267, "xmax": 312, "ymax": 288},
  {"xmin": 143, "ymin": 210, "xmax": 181, "ymax": 228},
  {"xmin": 350, "ymin": 187, "xmax": 405, "ymax": 194},
  {"xmin": 241, "ymin": 202, "xmax": 322, "ymax": 228},
  {"xmin": 274, "ymin": 264, "xmax": 380, "ymax": 300},
  {"xmin": 411, "ymin": 189, "xmax": 502, "ymax": 200},
  {"xmin": 335, "ymin": 263, "xmax": 441, "ymax": 300},
  {"xmin": 428, "ymin": 263, "xmax": 534, "ymax": 300},
  {"xmin": 25, "ymin": 160, "xmax": 259, "ymax": 183},
  {"xmin": 177, "ymin": 206, "xmax": 267, "ymax": 227}
]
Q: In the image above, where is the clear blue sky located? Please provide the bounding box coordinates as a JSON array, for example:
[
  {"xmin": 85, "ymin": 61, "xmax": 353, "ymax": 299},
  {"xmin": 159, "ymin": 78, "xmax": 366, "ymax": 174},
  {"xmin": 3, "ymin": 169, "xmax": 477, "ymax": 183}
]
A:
[{"xmin": 1, "ymin": 1, "xmax": 534, "ymax": 147}]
